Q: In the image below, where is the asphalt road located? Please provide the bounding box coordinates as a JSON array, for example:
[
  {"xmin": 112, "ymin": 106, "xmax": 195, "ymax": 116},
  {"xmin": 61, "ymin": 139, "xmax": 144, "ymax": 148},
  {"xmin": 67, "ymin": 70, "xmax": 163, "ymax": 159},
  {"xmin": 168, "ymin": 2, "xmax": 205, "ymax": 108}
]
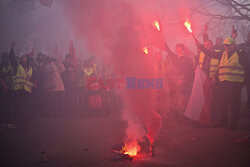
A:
[{"xmin": 1, "ymin": 111, "xmax": 249, "ymax": 167}]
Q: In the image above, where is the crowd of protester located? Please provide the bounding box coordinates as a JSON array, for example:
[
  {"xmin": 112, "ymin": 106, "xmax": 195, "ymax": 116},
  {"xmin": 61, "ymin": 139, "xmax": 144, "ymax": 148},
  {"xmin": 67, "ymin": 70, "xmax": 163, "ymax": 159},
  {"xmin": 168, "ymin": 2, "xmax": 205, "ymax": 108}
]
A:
[
  {"xmin": 0, "ymin": 42, "xmax": 119, "ymax": 129},
  {"xmin": 196, "ymin": 28, "xmax": 249, "ymax": 130},
  {"xmin": 157, "ymin": 27, "xmax": 250, "ymax": 131},
  {"xmin": 0, "ymin": 27, "xmax": 249, "ymax": 132}
]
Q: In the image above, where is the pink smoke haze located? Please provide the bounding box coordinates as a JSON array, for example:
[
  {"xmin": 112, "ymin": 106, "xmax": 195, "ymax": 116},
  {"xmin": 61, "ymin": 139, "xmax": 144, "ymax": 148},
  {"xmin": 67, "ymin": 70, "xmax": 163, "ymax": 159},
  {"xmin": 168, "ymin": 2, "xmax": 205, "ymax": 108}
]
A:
[{"xmin": 59, "ymin": 0, "xmax": 197, "ymax": 145}]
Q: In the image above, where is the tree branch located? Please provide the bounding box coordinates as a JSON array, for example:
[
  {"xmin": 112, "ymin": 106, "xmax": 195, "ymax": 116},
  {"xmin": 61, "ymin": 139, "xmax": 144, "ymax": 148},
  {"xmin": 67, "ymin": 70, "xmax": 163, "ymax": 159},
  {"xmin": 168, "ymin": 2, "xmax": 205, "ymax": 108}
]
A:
[{"xmin": 225, "ymin": 0, "xmax": 250, "ymax": 21}]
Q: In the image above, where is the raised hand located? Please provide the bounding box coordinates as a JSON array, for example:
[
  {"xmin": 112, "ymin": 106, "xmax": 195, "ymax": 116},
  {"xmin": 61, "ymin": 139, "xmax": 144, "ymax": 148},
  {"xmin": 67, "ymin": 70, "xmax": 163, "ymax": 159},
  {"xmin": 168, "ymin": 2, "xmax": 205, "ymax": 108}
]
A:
[{"xmin": 231, "ymin": 26, "xmax": 238, "ymax": 39}]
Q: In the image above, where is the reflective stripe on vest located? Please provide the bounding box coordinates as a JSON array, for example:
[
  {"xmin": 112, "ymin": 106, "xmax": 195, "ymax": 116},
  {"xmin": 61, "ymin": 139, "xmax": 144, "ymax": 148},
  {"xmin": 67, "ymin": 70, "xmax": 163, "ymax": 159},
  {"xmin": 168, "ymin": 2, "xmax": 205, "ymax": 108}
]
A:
[
  {"xmin": 210, "ymin": 58, "xmax": 219, "ymax": 79},
  {"xmin": 199, "ymin": 52, "xmax": 205, "ymax": 69},
  {"xmin": 13, "ymin": 65, "xmax": 33, "ymax": 93},
  {"xmin": 218, "ymin": 51, "xmax": 244, "ymax": 82}
]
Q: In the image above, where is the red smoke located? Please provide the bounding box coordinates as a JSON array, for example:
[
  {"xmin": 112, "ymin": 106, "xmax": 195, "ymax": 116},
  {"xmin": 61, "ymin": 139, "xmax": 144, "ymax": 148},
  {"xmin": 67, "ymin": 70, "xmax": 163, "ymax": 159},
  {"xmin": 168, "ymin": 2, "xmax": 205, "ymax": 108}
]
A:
[{"xmin": 60, "ymin": 0, "xmax": 163, "ymax": 146}]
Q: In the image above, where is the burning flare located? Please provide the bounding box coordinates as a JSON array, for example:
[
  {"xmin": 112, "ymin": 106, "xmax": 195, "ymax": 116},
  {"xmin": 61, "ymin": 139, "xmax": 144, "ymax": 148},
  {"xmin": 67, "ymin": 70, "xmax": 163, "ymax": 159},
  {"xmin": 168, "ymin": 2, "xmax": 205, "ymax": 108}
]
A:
[
  {"xmin": 153, "ymin": 21, "xmax": 160, "ymax": 31},
  {"xmin": 143, "ymin": 46, "xmax": 149, "ymax": 55},
  {"xmin": 121, "ymin": 141, "xmax": 141, "ymax": 157},
  {"xmin": 184, "ymin": 20, "xmax": 192, "ymax": 33}
]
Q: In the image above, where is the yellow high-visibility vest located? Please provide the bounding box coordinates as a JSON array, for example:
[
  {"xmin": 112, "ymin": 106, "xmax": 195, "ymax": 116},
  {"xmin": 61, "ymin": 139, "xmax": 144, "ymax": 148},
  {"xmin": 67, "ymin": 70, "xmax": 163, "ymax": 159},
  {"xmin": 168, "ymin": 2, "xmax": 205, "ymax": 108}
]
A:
[
  {"xmin": 210, "ymin": 58, "xmax": 219, "ymax": 79},
  {"xmin": 210, "ymin": 48, "xmax": 222, "ymax": 79},
  {"xmin": 83, "ymin": 67, "xmax": 94, "ymax": 77},
  {"xmin": 199, "ymin": 52, "xmax": 205, "ymax": 69},
  {"xmin": 12, "ymin": 65, "xmax": 33, "ymax": 93},
  {"xmin": 83, "ymin": 64, "xmax": 97, "ymax": 77},
  {"xmin": 80, "ymin": 64, "xmax": 98, "ymax": 88},
  {"xmin": 218, "ymin": 51, "xmax": 244, "ymax": 82}
]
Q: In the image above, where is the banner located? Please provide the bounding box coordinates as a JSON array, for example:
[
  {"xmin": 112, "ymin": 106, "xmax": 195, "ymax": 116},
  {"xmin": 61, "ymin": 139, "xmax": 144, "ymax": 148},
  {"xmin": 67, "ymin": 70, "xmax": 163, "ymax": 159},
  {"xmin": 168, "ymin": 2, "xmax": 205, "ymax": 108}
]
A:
[{"xmin": 184, "ymin": 66, "xmax": 211, "ymax": 125}]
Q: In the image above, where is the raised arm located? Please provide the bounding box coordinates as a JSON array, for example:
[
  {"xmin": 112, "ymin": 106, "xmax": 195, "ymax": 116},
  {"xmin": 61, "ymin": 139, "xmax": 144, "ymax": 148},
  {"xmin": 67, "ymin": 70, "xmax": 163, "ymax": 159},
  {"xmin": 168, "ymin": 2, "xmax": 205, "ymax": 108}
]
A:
[{"xmin": 203, "ymin": 25, "xmax": 209, "ymax": 43}]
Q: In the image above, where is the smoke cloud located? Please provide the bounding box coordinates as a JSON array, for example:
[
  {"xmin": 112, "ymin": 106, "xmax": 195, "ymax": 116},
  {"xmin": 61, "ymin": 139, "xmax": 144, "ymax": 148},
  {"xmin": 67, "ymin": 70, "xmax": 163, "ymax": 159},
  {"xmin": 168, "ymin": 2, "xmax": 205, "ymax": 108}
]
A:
[{"xmin": 59, "ymin": 0, "xmax": 169, "ymax": 145}]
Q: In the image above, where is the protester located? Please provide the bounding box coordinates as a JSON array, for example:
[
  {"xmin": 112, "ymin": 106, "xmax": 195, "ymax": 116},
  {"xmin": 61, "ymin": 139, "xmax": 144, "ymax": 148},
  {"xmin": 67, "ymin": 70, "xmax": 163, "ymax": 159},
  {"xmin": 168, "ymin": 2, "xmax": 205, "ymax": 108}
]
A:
[
  {"xmin": 153, "ymin": 51, "xmax": 165, "ymax": 77},
  {"xmin": 196, "ymin": 26, "xmax": 223, "ymax": 125},
  {"xmin": 87, "ymin": 73, "xmax": 102, "ymax": 111},
  {"xmin": 12, "ymin": 53, "xmax": 34, "ymax": 122},
  {"xmin": 152, "ymin": 51, "xmax": 166, "ymax": 116},
  {"xmin": 239, "ymin": 31, "xmax": 250, "ymax": 113},
  {"xmin": 0, "ymin": 52, "xmax": 14, "ymax": 128},
  {"xmin": 62, "ymin": 54, "xmax": 77, "ymax": 113},
  {"xmin": 0, "ymin": 24, "xmax": 248, "ymax": 131},
  {"xmin": 184, "ymin": 25, "xmax": 222, "ymax": 125},
  {"xmin": 83, "ymin": 57, "xmax": 98, "ymax": 77},
  {"xmin": 214, "ymin": 37, "xmax": 224, "ymax": 53},
  {"xmin": 215, "ymin": 37, "xmax": 247, "ymax": 130},
  {"xmin": 42, "ymin": 56, "xmax": 65, "ymax": 117},
  {"xmin": 164, "ymin": 42, "xmax": 194, "ymax": 117},
  {"xmin": 32, "ymin": 52, "xmax": 47, "ymax": 116}
]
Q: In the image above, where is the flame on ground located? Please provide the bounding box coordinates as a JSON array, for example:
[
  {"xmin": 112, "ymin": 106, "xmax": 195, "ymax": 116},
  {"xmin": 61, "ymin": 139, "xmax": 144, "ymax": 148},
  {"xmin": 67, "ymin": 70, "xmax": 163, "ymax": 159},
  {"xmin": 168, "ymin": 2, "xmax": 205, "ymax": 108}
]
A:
[
  {"xmin": 184, "ymin": 20, "xmax": 192, "ymax": 33},
  {"xmin": 121, "ymin": 141, "xmax": 141, "ymax": 157}
]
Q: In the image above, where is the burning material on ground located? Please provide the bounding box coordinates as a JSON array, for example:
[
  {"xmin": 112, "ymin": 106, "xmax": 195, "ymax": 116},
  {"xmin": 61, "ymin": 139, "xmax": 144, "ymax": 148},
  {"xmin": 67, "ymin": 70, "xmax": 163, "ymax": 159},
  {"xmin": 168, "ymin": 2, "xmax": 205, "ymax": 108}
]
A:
[
  {"xmin": 111, "ymin": 137, "xmax": 154, "ymax": 161},
  {"xmin": 121, "ymin": 141, "xmax": 141, "ymax": 157}
]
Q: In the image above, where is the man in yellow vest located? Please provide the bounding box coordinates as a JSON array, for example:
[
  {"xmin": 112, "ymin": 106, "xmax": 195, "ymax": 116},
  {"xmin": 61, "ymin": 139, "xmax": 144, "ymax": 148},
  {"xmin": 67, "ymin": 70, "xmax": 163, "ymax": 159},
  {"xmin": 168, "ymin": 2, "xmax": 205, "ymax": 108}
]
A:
[
  {"xmin": 216, "ymin": 37, "xmax": 246, "ymax": 129},
  {"xmin": 85, "ymin": 58, "xmax": 98, "ymax": 77},
  {"xmin": 202, "ymin": 25, "xmax": 223, "ymax": 79},
  {"xmin": 12, "ymin": 54, "xmax": 34, "ymax": 122},
  {"xmin": 12, "ymin": 54, "xmax": 33, "ymax": 93},
  {"xmin": 81, "ymin": 58, "xmax": 98, "ymax": 89},
  {"xmin": 197, "ymin": 40, "xmax": 216, "ymax": 76}
]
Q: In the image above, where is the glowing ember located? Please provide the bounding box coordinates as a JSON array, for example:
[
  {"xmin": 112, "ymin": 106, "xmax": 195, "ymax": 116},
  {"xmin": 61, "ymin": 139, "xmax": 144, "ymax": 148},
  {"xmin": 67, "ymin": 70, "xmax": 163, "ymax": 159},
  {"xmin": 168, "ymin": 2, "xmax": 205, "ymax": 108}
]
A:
[
  {"xmin": 121, "ymin": 141, "xmax": 141, "ymax": 157},
  {"xmin": 143, "ymin": 47, "xmax": 149, "ymax": 55},
  {"xmin": 153, "ymin": 21, "xmax": 160, "ymax": 31},
  {"xmin": 184, "ymin": 20, "xmax": 192, "ymax": 33}
]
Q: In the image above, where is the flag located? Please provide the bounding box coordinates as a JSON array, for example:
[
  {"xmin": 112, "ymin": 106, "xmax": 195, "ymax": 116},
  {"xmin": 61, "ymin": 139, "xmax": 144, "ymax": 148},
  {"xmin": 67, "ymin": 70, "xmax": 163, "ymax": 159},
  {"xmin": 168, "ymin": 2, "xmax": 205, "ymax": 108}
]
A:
[
  {"xmin": 38, "ymin": 0, "xmax": 53, "ymax": 7},
  {"xmin": 184, "ymin": 66, "xmax": 212, "ymax": 125}
]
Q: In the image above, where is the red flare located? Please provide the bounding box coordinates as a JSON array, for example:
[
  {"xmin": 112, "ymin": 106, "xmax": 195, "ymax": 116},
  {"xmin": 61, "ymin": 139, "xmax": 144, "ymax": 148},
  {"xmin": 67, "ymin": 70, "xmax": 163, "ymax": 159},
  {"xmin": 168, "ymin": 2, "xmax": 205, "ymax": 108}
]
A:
[
  {"xmin": 153, "ymin": 21, "xmax": 160, "ymax": 31},
  {"xmin": 184, "ymin": 20, "xmax": 192, "ymax": 33},
  {"xmin": 143, "ymin": 47, "xmax": 149, "ymax": 55}
]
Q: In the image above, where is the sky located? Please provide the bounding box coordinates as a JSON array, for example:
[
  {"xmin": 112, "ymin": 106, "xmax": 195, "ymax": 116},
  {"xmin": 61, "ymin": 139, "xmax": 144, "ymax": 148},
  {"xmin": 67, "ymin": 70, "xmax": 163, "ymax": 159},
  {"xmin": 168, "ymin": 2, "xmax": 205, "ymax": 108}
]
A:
[{"xmin": 1, "ymin": 0, "xmax": 246, "ymax": 60}]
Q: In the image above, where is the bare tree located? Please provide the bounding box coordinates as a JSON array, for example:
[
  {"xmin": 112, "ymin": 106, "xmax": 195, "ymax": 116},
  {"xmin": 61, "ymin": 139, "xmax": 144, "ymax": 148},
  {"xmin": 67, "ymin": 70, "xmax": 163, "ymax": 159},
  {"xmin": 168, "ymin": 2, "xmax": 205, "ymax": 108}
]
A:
[
  {"xmin": 191, "ymin": 0, "xmax": 250, "ymax": 21},
  {"xmin": 190, "ymin": 0, "xmax": 250, "ymax": 40}
]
